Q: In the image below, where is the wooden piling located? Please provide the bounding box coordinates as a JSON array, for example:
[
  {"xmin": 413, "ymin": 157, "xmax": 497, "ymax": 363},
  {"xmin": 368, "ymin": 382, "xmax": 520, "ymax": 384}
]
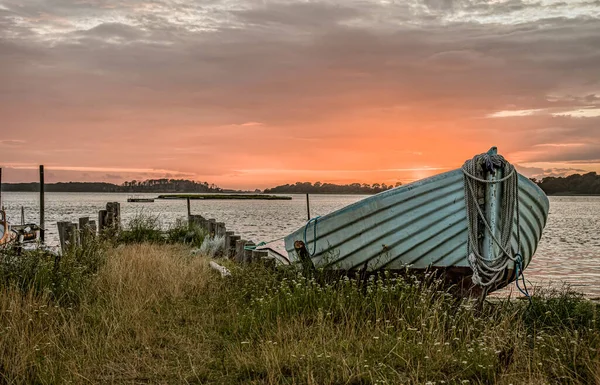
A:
[
  {"xmin": 98, "ymin": 210, "xmax": 107, "ymax": 233},
  {"xmin": 228, "ymin": 235, "xmax": 240, "ymax": 258},
  {"xmin": 252, "ymin": 249, "xmax": 269, "ymax": 265},
  {"xmin": 224, "ymin": 231, "xmax": 234, "ymax": 253},
  {"xmin": 235, "ymin": 239, "xmax": 247, "ymax": 263},
  {"xmin": 79, "ymin": 217, "xmax": 94, "ymax": 246},
  {"xmin": 39, "ymin": 165, "xmax": 45, "ymax": 243},
  {"xmin": 189, "ymin": 214, "xmax": 206, "ymax": 229},
  {"xmin": 21, "ymin": 206, "xmax": 24, "ymax": 225},
  {"xmin": 243, "ymin": 241, "xmax": 256, "ymax": 263},
  {"xmin": 306, "ymin": 193, "xmax": 310, "ymax": 220},
  {"xmin": 216, "ymin": 222, "xmax": 226, "ymax": 238},
  {"xmin": 207, "ymin": 219, "xmax": 216, "ymax": 238},
  {"xmin": 57, "ymin": 221, "xmax": 69, "ymax": 252},
  {"xmin": 57, "ymin": 221, "xmax": 79, "ymax": 254},
  {"xmin": 105, "ymin": 202, "xmax": 121, "ymax": 231},
  {"xmin": 186, "ymin": 197, "xmax": 191, "ymax": 220}
]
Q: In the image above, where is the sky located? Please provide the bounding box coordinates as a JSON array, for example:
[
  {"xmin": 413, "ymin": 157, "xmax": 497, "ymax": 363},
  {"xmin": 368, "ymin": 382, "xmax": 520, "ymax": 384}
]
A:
[{"xmin": 0, "ymin": 0, "xmax": 599, "ymax": 190}]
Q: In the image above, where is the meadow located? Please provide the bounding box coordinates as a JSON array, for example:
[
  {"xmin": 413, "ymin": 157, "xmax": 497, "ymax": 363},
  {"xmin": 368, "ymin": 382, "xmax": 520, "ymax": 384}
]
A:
[{"xmin": 0, "ymin": 220, "xmax": 598, "ymax": 384}]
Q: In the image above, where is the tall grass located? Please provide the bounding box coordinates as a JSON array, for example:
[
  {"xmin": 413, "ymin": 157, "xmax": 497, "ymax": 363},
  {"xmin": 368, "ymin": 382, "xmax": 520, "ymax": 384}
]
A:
[
  {"xmin": 115, "ymin": 213, "xmax": 206, "ymax": 248},
  {"xmin": 0, "ymin": 243, "xmax": 598, "ymax": 384}
]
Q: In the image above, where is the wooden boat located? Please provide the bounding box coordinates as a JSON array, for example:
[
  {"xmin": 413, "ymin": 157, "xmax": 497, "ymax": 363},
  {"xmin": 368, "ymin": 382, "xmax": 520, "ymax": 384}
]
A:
[{"xmin": 284, "ymin": 147, "xmax": 549, "ymax": 293}]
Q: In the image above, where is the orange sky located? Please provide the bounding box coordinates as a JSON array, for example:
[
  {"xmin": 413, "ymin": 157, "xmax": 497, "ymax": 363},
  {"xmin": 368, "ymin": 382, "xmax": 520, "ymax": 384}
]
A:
[{"xmin": 1, "ymin": 0, "xmax": 599, "ymax": 189}]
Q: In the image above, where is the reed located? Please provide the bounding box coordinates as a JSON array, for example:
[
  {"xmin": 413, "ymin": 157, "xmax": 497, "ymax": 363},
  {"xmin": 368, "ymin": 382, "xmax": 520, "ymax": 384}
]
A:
[{"xmin": 0, "ymin": 243, "xmax": 598, "ymax": 384}]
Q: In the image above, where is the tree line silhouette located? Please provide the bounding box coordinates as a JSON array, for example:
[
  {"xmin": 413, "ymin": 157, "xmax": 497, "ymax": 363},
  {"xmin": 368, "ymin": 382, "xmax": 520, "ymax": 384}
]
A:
[
  {"xmin": 533, "ymin": 172, "xmax": 600, "ymax": 195},
  {"xmin": 2, "ymin": 179, "xmax": 223, "ymax": 193},
  {"xmin": 2, "ymin": 174, "xmax": 599, "ymax": 195},
  {"xmin": 264, "ymin": 181, "xmax": 402, "ymax": 194}
]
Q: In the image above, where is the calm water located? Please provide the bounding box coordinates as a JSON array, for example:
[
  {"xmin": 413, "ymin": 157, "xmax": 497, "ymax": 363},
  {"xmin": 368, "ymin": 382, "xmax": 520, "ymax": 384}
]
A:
[{"xmin": 2, "ymin": 192, "xmax": 600, "ymax": 297}]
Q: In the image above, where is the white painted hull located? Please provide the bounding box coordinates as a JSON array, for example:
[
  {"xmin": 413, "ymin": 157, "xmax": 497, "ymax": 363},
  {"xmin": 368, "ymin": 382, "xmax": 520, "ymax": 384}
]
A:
[{"xmin": 284, "ymin": 169, "xmax": 549, "ymax": 280}]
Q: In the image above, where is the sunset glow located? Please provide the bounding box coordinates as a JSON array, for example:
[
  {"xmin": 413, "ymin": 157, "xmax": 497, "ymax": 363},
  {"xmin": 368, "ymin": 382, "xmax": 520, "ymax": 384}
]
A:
[{"xmin": 1, "ymin": 0, "xmax": 599, "ymax": 189}]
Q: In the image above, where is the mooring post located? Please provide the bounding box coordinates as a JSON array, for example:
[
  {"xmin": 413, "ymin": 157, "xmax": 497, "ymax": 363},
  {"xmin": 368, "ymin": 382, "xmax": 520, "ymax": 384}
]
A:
[
  {"xmin": 79, "ymin": 217, "xmax": 90, "ymax": 247},
  {"xmin": 21, "ymin": 206, "xmax": 24, "ymax": 225},
  {"xmin": 483, "ymin": 147, "xmax": 502, "ymax": 264},
  {"xmin": 252, "ymin": 250, "xmax": 269, "ymax": 265},
  {"xmin": 98, "ymin": 209, "xmax": 107, "ymax": 234},
  {"xmin": 235, "ymin": 239, "xmax": 247, "ymax": 263},
  {"xmin": 243, "ymin": 241, "xmax": 256, "ymax": 263},
  {"xmin": 186, "ymin": 197, "xmax": 191, "ymax": 221},
  {"xmin": 228, "ymin": 234, "xmax": 240, "ymax": 258},
  {"xmin": 216, "ymin": 222, "xmax": 226, "ymax": 238},
  {"xmin": 306, "ymin": 193, "xmax": 311, "ymax": 220},
  {"xmin": 207, "ymin": 219, "xmax": 216, "ymax": 238},
  {"xmin": 39, "ymin": 165, "xmax": 45, "ymax": 243}
]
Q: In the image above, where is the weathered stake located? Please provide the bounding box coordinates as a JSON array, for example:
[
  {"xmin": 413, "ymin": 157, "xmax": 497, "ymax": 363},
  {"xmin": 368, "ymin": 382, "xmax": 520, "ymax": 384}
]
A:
[
  {"xmin": 186, "ymin": 197, "xmax": 191, "ymax": 220},
  {"xmin": 39, "ymin": 165, "xmax": 45, "ymax": 243},
  {"xmin": 306, "ymin": 193, "xmax": 310, "ymax": 220},
  {"xmin": 228, "ymin": 235, "xmax": 240, "ymax": 258},
  {"xmin": 235, "ymin": 239, "xmax": 247, "ymax": 263},
  {"xmin": 243, "ymin": 241, "xmax": 256, "ymax": 263}
]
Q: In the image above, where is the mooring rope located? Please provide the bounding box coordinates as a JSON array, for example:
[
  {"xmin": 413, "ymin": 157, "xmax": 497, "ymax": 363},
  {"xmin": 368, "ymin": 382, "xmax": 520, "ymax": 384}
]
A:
[
  {"xmin": 303, "ymin": 216, "xmax": 320, "ymax": 257},
  {"xmin": 462, "ymin": 150, "xmax": 525, "ymax": 290}
]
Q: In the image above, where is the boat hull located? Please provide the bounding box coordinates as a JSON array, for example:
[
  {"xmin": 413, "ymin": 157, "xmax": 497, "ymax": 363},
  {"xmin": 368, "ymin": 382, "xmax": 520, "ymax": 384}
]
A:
[{"xmin": 284, "ymin": 169, "xmax": 549, "ymax": 290}]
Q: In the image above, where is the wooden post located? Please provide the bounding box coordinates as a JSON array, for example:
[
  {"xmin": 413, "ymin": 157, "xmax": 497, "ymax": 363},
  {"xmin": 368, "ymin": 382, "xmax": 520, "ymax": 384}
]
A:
[
  {"xmin": 98, "ymin": 210, "xmax": 107, "ymax": 233},
  {"xmin": 57, "ymin": 221, "xmax": 69, "ymax": 252},
  {"xmin": 105, "ymin": 202, "xmax": 121, "ymax": 231},
  {"xmin": 186, "ymin": 197, "xmax": 191, "ymax": 221},
  {"xmin": 252, "ymin": 250, "xmax": 269, "ymax": 265},
  {"xmin": 89, "ymin": 220, "xmax": 97, "ymax": 236},
  {"xmin": 207, "ymin": 219, "xmax": 216, "ymax": 238},
  {"xmin": 65, "ymin": 223, "xmax": 79, "ymax": 251},
  {"xmin": 79, "ymin": 217, "xmax": 90, "ymax": 247},
  {"xmin": 21, "ymin": 206, "xmax": 24, "ymax": 225},
  {"xmin": 235, "ymin": 239, "xmax": 247, "ymax": 263},
  {"xmin": 228, "ymin": 235, "xmax": 240, "ymax": 258},
  {"xmin": 189, "ymin": 214, "xmax": 205, "ymax": 228},
  {"xmin": 306, "ymin": 193, "xmax": 310, "ymax": 220},
  {"xmin": 39, "ymin": 165, "xmax": 45, "ymax": 243},
  {"xmin": 216, "ymin": 222, "xmax": 226, "ymax": 238},
  {"xmin": 243, "ymin": 241, "xmax": 256, "ymax": 263},
  {"xmin": 224, "ymin": 230, "xmax": 234, "ymax": 253},
  {"xmin": 0, "ymin": 167, "xmax": 2, "ymax": 208}
]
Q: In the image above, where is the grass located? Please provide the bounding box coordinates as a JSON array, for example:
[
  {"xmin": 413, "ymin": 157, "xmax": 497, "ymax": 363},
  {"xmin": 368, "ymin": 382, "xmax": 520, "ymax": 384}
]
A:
[
  {"xmin": 115, "ymin": 213, "xmax": 207, "ymax": 248},
  {"xmin": 0, "ymin": 241, "xmax": 598, "ymax": 384},
  {"xmin": 157, "ymin": 194, "xmax": 292, "ymax": 200}
]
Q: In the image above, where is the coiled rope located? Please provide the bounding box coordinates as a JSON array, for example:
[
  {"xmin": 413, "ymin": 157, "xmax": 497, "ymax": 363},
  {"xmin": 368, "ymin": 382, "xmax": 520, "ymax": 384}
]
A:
[{"xmin": 462, "ymin": 150, "xmax": 527, "ymax": 294}]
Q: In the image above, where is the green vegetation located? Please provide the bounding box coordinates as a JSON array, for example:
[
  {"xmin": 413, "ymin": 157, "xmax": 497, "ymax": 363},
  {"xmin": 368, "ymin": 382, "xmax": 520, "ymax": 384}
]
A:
[
  {"xmin": 1, "ymin": 237, "xmax": 598, "ymax": 384},
  {"xmin": 115, "ymin": 213, "xmax": 207, "ymax": 248},
  {"xmin": 264, "ymin": 181, "xmax": 402, "ymax": 194},
  {"xmin": 157, "ymin": 194, "xmax": 292, "ymax": 200}
]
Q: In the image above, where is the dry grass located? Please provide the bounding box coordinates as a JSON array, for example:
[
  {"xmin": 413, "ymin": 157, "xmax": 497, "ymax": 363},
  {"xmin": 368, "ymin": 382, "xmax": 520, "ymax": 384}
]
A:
[{"xmin": 0, "ymin": 243, "xmax": 599, "ymax": 384}]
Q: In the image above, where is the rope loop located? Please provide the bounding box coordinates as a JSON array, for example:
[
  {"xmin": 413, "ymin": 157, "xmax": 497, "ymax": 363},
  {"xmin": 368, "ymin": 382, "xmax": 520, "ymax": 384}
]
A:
[
  {"xmin": 462, "ymin": 149, "xmax": 527, "ymax": 295},
  {"xmin": 303, "ymin": 216, "xmax": 321, "ymax": 257}
]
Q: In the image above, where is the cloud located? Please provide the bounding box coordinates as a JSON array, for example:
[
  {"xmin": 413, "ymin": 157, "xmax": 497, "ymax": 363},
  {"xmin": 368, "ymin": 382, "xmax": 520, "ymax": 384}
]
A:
[
  {"xmin": 0, "ymin": 139, "xmax": 25, "ymax": 146},
  {"xmin": 0, "ymin": 0, "xmax": 599, "ymax": 188}
]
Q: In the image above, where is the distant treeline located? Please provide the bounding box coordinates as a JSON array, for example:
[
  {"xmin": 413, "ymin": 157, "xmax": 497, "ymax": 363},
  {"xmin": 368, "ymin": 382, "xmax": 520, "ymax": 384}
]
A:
[
  {"xmin": 2, "ymin": 179, "xmax": 223, "ymax": 193},
  {"xmin": 534, "ymin": 172, "xmax": 600, "ymax": 195},
  {"xmin": 264, "ymin": 182, "xmax": 402, "ymax": 194}
]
